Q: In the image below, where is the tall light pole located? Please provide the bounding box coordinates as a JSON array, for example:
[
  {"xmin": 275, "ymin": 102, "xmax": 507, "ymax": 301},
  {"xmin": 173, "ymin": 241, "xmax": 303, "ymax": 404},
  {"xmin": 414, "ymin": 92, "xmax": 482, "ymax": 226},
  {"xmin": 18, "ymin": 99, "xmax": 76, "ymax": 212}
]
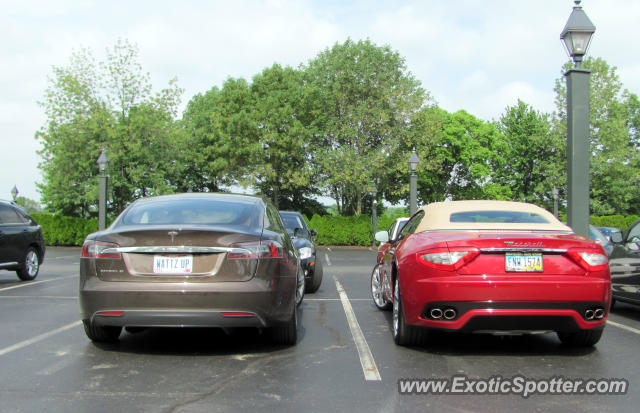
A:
[
  {"xmin": 408, "ymin": 149, "xmax": 419, "ymax": 216},
  {"xmin": 11, "ymin": 185, "xmax": 19, "ymax": 202},
  {"xmin": 371, "ymin": 186, "xmax": 378, "ymax": 246},
  {"xmin": 97, "ymin": 149, "xmax": 109, "ymax": 231},
  {"xmin": 561, "ymin": 0, "xmax": 595, "ymax": 237}
]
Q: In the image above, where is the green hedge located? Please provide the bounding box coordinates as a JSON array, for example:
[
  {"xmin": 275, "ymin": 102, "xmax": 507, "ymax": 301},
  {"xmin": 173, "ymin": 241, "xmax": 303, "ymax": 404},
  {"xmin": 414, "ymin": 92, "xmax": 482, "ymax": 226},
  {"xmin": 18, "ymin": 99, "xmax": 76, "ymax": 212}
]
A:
[
  {"xmin": 31, "ymin": 213, "xmax": 98, "ymax": 246},
  {"xmin": 590, "ymin": 215, "xmax": 638, "ymax": 231},
  {"xmin": 30, "ymin": 211, "xmax": 640, "ymax": 247}
]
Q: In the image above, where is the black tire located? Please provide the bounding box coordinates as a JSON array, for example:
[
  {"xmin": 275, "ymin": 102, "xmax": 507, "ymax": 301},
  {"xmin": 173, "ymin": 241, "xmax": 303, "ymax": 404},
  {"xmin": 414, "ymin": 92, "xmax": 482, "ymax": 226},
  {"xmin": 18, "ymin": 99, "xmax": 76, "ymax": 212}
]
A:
[
  {"xmin": 557, "ymin": 328, "xmax": 604, "ymax": 347},
  {"xmin": 295, "ymin": 262, "xmax": 305, "ymax": 307},
  {"xmin": 16, "ymin": 247, "xmax": 40, "ymax": 281},
  {"xmin": 306, "ymin": 259, "xmax": 323, "ymax": 294},
  {"xmin": 371, "ymin": 264, "xmax": 391, "ymax": 311},
  {"xmin": 392, "ymin": 277, "xmax": 428, "ymax": 346},
  {"xmin": 269, "ymin": 306, "xmax": 298, "ymax": 345},
  {"xmin": 83, "ymin": 320, "xmax": 122, "ymax": 343}
]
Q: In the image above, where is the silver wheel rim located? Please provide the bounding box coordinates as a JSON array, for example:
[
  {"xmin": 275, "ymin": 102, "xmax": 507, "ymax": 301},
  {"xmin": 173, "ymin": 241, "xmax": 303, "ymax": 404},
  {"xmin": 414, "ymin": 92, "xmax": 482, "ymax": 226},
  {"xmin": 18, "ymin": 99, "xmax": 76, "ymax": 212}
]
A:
[
  {"xmin": 371, "ymin": 266, "xmax": 386, "ymax": 307},
  {"xmin": 296, "ymin": 265, "xmax": 305, "ymax": 305},
  {"xmin": 393, "ymin": 278, "xmax": 399, "ymax": 337},
  {"xmin": 26, "ymin": 250, "xmax": 39, "ymax": 276}
]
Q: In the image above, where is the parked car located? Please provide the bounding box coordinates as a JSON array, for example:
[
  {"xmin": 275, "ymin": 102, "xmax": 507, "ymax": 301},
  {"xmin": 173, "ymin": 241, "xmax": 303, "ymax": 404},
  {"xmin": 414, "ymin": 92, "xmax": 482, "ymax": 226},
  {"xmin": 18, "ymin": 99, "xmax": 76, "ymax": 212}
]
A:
[
  {"xmin": 279, "ymin": 211, "xmax": 323, "ymax": 293},
  {"xmin": 372, "ymin": 217, "xmax": 408, "ymax": 308},
  {"xmin": 79, "ymin": 193, "xmax": 304, "ymax": 345},
  {"xmin": 597, "ymin": 226, "xmax": 622, "ymax": 242},
  {"xmin": 589, "ymin": 225, "xmax": 614, "ymax": 256},
  {"xmin": 608, "ymin": 219, "xmax": 640, "ymax": 308},
  {"xmin": 373, "ymin": 200, "xmax": 610, "ymax": 347},
  {"xmin": 0, "ymin": 200, "xmax": 45, "ymax": 281}
]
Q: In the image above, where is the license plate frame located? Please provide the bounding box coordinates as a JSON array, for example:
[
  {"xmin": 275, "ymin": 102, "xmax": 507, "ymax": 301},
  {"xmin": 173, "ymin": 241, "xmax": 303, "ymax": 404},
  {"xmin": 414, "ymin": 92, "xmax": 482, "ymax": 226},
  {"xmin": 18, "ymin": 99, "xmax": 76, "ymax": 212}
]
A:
[
  {"xmin": 153, "ymin": 254, "xmax": 193, "ymax": 274},
  {"xmin": 505, "ymin": 253, "xmax": 543, "ymax": 272}
]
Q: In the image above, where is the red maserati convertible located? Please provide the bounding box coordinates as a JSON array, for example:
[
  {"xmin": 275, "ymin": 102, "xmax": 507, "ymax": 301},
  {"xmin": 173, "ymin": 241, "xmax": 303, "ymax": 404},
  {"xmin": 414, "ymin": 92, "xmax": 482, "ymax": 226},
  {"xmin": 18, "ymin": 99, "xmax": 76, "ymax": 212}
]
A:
[{"xmin": 372, "ymin": 201, "xmax": 610, "ymax": 347}]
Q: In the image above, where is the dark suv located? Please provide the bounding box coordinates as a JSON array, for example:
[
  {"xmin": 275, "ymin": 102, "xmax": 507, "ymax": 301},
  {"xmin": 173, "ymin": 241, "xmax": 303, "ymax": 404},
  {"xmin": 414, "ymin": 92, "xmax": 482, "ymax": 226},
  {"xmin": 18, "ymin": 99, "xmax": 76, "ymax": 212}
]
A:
[
  {"xmin": 279, "ymin": 211, "xmax": 322, "ymax": 293},
  {"xmin": 609, "ymin": 219, "xmax": 640, "ymax": 308},
  {"xmin": 0, "ymin": 200, "xmax": 45, "ymax": 280}
]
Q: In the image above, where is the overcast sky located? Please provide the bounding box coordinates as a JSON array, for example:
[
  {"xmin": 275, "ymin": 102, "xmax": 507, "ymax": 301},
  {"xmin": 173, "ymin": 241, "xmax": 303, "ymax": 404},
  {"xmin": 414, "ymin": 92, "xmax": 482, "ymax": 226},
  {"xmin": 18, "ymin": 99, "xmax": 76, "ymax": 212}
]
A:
[{"xmin": 2, "ymin": 0, "xmax": 638, "ymax": 203}]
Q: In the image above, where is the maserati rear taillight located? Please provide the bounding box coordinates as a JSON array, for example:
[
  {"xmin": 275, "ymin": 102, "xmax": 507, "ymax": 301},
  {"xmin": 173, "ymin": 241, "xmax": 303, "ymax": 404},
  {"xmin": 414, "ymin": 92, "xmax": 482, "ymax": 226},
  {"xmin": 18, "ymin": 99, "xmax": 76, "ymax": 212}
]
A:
[
  {"xmin": 567, "ymin": 248, "xmax": 609, "ymax": 272},
  {"xmin": 418, "ymin": 247, "xmax": 480, "ymax": 271},
  {"xmin": 81, "ymin": 240, "xmax": 121, "ymax": 259},
  {"xmin": 228, "ymin": 240, "xmax": 284, "ymax": 259}
]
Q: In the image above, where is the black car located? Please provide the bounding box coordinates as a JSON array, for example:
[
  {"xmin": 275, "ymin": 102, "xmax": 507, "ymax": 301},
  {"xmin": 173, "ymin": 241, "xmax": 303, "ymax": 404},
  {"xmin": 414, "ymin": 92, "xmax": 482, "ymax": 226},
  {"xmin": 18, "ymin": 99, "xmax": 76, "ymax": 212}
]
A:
[
  {"xmin": 609, "ymin": 219, "xmax": 640, "ymax": 308},
  {"xmin": 0, "ymin": 200, "xmax": 45, "ymax": 281},
  {"xmin": 279, "ymin": 211, "xmax": 323, "ymax": 293}
]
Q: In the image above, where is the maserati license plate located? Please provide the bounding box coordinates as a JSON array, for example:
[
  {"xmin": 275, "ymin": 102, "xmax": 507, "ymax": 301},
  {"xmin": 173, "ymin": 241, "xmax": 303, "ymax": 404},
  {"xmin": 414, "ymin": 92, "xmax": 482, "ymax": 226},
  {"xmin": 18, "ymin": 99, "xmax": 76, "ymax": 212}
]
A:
[{"xmin": 505, "ymin": 253, "xmax": 543, "ymax": 272}]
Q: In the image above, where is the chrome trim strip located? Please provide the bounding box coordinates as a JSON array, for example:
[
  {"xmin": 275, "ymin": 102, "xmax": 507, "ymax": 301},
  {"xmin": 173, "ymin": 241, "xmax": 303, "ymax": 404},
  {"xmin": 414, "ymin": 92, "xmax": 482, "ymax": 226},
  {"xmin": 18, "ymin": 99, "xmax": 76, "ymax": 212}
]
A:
[
  {"xmin": 424, "ymin": 230, "xmax": 573, "ymax": 234},
  {"xmin": 480, "ymin": 248, "xmax": 568, "ymax": 253},
  {"xmin": 102, "ymin": 246, "xmax": 251, "ymax": 254},
  {"xmin": 0, "ymin": 262, "xmax": 19, "ymax": 268}
]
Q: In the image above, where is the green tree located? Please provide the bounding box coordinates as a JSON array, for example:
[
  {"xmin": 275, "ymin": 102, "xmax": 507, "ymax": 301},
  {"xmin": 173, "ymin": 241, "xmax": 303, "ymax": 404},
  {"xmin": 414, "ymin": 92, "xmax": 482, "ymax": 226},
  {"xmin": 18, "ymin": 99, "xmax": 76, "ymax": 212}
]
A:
[
  {"xmin": 553, "ymin": 57, "xmax": 640, "ymax": 215},
  {"xmin": 305, "ymin": 39, "xmax": 427, "ymax": 216},
  {"xmin": 36, "ymin": 40, "xmax": 183, "ymax": 217},
  {"xmin": 497, "ymin": 100, "xmax": 564, "ymax": 209}
]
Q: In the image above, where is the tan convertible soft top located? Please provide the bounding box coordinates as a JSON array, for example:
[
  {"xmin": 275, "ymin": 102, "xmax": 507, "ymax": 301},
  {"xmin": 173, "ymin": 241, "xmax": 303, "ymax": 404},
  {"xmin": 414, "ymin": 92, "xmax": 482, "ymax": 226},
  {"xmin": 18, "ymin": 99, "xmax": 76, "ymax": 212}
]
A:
[{"xmin": 414, "ymin": 200, "xmax": 572, "ymax": 232}]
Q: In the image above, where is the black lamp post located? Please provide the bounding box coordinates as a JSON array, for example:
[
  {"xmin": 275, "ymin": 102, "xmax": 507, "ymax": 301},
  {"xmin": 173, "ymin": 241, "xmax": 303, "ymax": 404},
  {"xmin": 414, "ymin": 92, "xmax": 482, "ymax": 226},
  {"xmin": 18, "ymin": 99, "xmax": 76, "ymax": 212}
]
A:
[
  {"xmin": 371, "ymin": 186, "xmax": 378, "ymax": 246},
  {"xmin": 97, "ymin": 149, "xmax": 109, "ymax": 231},
  {"xmin": 561, "ymin": 0, "xmax": 595, "ymax": 237},
  {"xmin": 408, "ymin": 149, "xmax": 419, "ymax": 215},
  {"xmin": 11, "ymin": 185, "xmax": 18, "ymax": 202}
]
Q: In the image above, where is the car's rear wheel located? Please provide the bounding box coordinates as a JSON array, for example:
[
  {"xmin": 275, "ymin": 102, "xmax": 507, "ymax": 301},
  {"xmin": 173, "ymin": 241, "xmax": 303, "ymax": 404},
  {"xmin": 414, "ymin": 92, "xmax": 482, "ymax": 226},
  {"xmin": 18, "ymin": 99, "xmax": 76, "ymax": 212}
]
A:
[
  {"xmin": 83, "ymin": 320, "xmax": 122, "ymax": 343},
  {"xmin": 392, "ymin": 277, "xmax": 427, "ymax": 346},
  {"xmin": 557, "ymin": 328, "xmax": 604, "ymax": 347},
  {"xmin": 371, "ymin": 265, "xmax": 391, "ymax": 310},
  {"xmin": 16, "ymin": 247, "xmax": 40, "ymax": 281},
  {"xmin": 306, "ymin": 259, "xmax": 323, "ymax": 293},
  {"xmin": 269, "ymin": 305, "xmax": 297, "ymax": 345}
]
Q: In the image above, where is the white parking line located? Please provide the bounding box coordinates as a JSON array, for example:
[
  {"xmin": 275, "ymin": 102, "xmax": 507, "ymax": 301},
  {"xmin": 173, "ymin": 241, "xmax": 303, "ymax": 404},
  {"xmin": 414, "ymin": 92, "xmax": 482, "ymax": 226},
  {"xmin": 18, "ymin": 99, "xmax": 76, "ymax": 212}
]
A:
[
  {"xmin": 0, "ymin": 274, "xmax": 77, "ymax": 292},
  {"xmin": 334, "ymin": 278, "xmax": 381, "ymax": 381},
  {"xmin": 325, "ymin": 253, "xmax": 332, "ymax": 266},
  {"xmin": 607, "ymin": 320, "xmax": 640, "ymax": 335},
  {"xmin": 0, "ymin": 320, "xmax": 82, "ymax": 357},
  {"xmin": 305, "ymin": 298, "xmax": 370, "ymax": 301},
  {"xmin": 55, "ymin": 255, "xmax": 79, "ymax": 259}
]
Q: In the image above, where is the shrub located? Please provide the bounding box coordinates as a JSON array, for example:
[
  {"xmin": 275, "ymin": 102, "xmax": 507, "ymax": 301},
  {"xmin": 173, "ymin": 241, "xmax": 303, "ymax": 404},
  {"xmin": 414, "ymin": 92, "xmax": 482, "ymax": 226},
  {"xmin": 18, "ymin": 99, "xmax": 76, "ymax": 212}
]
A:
[
  {"xmin": 31, "ymin": 213, "xmax": 98, "ymax": 246},
  {"xmin": 590, "ymin": 215, "xmax": 638, "ymax": 231}
]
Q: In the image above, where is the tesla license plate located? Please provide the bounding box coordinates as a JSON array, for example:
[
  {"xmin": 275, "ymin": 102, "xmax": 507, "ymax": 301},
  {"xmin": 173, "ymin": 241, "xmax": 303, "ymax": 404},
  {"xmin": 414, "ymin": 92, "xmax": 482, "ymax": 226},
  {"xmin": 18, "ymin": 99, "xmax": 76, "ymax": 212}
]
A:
[
  {"xmin": 153, "ymin": 255, "xmax": 193, "ymax": 274},
  {"xmin": 505, "ymin": 253, "xmax": 543, "ymax": 272}
]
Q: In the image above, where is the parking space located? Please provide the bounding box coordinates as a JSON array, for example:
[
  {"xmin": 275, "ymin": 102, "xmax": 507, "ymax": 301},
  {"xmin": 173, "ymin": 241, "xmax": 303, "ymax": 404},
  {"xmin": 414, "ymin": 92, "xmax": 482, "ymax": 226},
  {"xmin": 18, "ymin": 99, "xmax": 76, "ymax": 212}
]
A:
[{"xmin": 0, "ymin": 247, "xmax": 638, "ymax": 412}]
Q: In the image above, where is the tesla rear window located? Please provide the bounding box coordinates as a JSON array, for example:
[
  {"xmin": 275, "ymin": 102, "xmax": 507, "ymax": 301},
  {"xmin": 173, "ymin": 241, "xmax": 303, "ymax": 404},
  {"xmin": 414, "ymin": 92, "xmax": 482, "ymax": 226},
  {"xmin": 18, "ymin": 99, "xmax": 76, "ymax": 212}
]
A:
[
  {"xmin": 120, "ymin": 199, "xmax": 261, "ymax": 228},
  {"xmin": 450, "ymin": 210, "xmax": 550, "ymax": 224}
]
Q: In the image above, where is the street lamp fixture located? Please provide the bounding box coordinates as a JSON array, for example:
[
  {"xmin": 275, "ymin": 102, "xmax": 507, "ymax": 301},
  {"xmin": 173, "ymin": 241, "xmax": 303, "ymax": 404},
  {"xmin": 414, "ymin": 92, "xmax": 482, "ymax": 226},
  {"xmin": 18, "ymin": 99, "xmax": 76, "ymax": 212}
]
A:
[
  {"xmin": 11, "ymin": 185, "xmax": 19, "ymax": 201},
  {"xmin": 97, "ymin": 149, "xmax": 109, "ymax": 231},
  {"xmin": 408, "ymin": 149, "xmax": 419, "ymax": 215},
  {"xmin": 562, "ymin": 1, "xmax": 594, "ymax": 237},
  {"xmin": 560, "ymin": 0, "xmax": 596, "ymax": 68}
]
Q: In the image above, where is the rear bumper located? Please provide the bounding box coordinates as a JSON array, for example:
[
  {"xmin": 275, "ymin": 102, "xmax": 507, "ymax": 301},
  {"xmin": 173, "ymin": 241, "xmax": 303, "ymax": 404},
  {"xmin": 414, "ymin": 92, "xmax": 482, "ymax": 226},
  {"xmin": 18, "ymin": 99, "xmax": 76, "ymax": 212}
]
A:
[
  {"xmin": 79, "ymin": 275, "xmax": 295, "ymax": 328},
  {"xmin": 401, "ymin": 275, "xmax": 611, "ymax": 332}
]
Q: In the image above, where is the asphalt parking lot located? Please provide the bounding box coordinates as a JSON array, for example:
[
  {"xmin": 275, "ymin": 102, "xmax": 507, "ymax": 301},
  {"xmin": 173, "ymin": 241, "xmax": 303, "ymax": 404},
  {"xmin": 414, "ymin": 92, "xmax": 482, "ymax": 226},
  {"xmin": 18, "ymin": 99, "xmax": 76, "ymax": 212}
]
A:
[{"xmin": 1, "ymin": 247, "xmax": 639, "ymax": 412}]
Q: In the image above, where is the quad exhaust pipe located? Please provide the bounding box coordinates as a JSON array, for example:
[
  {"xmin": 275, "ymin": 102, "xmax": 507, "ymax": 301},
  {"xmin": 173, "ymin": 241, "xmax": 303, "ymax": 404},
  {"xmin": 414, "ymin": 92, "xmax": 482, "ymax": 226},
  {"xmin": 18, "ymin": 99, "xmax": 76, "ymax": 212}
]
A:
[
  {"xmin": 429, "ymin": 307, "xmax": 457, "ymax": 320},
  {"xmin": 584, "ymin": 307, "xmax": 605, "ymax": 320}
]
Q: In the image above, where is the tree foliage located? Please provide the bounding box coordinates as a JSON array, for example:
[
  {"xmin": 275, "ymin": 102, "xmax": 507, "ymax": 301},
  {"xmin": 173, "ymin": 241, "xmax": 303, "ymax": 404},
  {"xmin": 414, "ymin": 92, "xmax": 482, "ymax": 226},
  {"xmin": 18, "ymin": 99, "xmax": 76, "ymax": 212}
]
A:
[{"xmin": 36, "ymin": 39, "xmax": 183, "ymax": 217}]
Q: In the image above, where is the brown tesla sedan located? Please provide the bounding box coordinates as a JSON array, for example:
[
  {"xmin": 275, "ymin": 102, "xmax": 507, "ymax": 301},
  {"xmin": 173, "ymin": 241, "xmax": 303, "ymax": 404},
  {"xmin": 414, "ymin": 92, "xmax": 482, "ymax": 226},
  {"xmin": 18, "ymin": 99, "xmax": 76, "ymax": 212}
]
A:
[{"xmin": 79, "ymin": 193, "xmax": 304, "ymax": 345}]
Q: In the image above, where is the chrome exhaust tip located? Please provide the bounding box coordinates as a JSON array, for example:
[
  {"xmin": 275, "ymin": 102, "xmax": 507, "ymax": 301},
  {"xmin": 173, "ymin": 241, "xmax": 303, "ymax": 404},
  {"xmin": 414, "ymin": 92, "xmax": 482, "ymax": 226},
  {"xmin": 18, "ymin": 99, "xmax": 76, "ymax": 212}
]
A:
[
  {"xmin": 594, "ymin": 308, "xmax": 605, "ymax": 319},
  {"xmin": 585, "ymin": 309, "xmax": 595, "ymax": 320},
  {"xmin": 443, "ymin": 308, "xmax": 457, "ymax": 320},
  {"xmin": 430, "ymin": 308, "xmax": 443, "ymax": 319}
]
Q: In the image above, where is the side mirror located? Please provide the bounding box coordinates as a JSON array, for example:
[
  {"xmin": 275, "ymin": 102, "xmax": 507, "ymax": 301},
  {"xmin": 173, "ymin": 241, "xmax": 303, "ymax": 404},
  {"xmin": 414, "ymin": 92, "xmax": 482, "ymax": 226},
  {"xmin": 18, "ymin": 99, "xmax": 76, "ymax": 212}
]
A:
[
  {"xmin": 611, "ymin": 232, "xmax": 623, "ymax": 244},
  {"xmin": 310, "ymin": 229, "xmax": 318, "ymax": 237},
  {"xmin": 375, "ymin": 230, "xmax": 389, "ymax": 243},
  {"xmin": 294, "ymin": 227, "xmax": 310, "ymax": 238}
]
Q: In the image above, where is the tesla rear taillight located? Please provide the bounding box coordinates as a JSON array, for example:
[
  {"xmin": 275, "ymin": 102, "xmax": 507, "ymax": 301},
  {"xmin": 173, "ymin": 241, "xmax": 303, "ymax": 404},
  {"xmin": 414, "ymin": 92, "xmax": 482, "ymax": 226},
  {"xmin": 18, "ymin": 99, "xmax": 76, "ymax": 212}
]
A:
[
  {"xmin": 417, "ymin": 247, "xmax": 480, "ymax": 271},
  {"xmin": 567, "ymin": 248, "xmax": 608, "ymax": 272},
  {"xmin": 81, "ymin": 240, "xmax": 121, "ymax": 259},
  {"xmin": 228, "ymin": 240, "xmax": 284, "ymax": 259}
]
